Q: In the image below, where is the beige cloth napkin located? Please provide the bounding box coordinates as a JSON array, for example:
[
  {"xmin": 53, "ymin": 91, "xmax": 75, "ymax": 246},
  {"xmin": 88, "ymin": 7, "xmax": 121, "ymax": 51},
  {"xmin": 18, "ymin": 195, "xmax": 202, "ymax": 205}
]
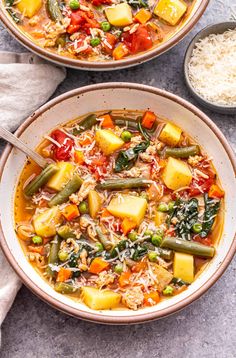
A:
[{"xmin": 0, "ymin": 52, "xmax": 66, "ymax": 331}]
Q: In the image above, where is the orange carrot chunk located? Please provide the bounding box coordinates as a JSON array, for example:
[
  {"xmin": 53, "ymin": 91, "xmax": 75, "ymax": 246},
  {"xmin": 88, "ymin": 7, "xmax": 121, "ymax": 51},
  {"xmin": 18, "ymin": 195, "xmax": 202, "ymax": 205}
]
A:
[
  {"xmin": 141, "ymin": 111, "xmax": 157, "ymax": 129},
  {"xmin": 100, "ymin": 114, "xmax": 115, "ymax": 129},
  {"xmin": 134, "ymin": 9, "xmax": 152, "ymax": 24},
  {"xmin": 143, "ymin": 291, "xmax": 160, "ymax": 306},
  {"xmin": 56, "ymin": 268, "xmax": 72, "ymax": 282},
  {"xmin": 121, "ymin": 218, "xmax": 137, "ymax": 236},
  {"xmin": 118, "ymin": 272, "xmax": 131, "ymax": 287},
  {"xmin": 113, "ymin": 43, "xmax": 129, "ymax": 60},
  {"xmin": 74, "ymin": 150, "xmax": 85, "ymax": 164},
  {"xmin": 89, "ymin": 257, "xmax": 110, "ymax": 274},
  {"xmin": 208, "ymin": 184, "xmax": 225, "ymax": 199},
  {"xmin": 62, "ymin": 204, "xmax": 80, "ymax": 221}
]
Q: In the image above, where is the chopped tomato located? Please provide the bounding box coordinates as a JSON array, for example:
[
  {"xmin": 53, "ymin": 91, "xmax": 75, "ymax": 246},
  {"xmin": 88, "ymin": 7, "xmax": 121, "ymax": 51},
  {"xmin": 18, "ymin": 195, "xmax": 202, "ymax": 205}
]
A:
[
  {"xmin": 91, "ymin": 0, "xmax": 112, "ymax": 5},
  {"xmin": 67, "ymin": 10, "xmax": 100, "ymax": 34},
  {"xmin": 122, "ymin": 25, "xmax": 153, "ymax": 54},
  {"xmin": 51, "ymin": 129, "xmax": 74, "ymax": 161},
  {"xmin": 28, "ymin": 245, "xmax": 45, "ymax": 255},
  {"xmin": 102, "ymin": 33, "xmax": 117, "ymax": 55},
  {"xmin": 194, "ymin": 235, "xmax": 212, "ymax": 246},
  {"xmin": 188, "ymin": 169, "xmax": 215, "ymax": 197}
]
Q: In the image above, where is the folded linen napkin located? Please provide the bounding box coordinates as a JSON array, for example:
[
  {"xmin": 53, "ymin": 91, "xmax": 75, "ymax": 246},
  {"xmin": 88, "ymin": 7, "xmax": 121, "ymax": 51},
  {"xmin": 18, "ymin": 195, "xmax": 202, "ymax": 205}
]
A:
[{"xmin": 0, "ymin": 52, "xmax": 66, "ymax": 333}]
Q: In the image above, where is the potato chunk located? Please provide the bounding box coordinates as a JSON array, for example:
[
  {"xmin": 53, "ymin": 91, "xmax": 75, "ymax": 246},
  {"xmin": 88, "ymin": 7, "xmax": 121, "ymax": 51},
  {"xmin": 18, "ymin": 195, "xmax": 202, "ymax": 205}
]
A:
[
  {"xmin": 159, "ymin": 122, "xmax": 182, "ymax": 146},
  {"xmin": 17, "ymin": 0, "xmax": 42, "ymax": 18},
  {"xmin": 88, "ymin": 190, "xmax": 102, "ymax": 219},
  {"xmin": 154, "ymin": 211, "xmax": 167, "ymax": 226},
  {"xmin": 33, "ymin": 207, "xmax": 62, "ymax": 237},
  {"xmin": 95, "ymin": 129, "xmax": 124, "ymax": 155},
  {"xmin": 173, "ymin": 252, "xmax": 194, "ymax": 283},
  {"xmin": 162, "ymin": 157, "xmax": 192, "ymax": 190},
  {"xmin": 105, "ymin": 3, "xmax": 133, "ymax": 27},
  {"xmin": 47, "ymin": 162, "xmax": 75, "ymax": 191},
  {"xmin": 154, "ymin": 0, "xmax": 187, "ymax": 26},
  {"xmin": 82, "ymin": 287, "xmax": 121, "ymax": 310},
  {"xmin": 107, "ymin": 194, "xmax": 147, "ymax": 225}
]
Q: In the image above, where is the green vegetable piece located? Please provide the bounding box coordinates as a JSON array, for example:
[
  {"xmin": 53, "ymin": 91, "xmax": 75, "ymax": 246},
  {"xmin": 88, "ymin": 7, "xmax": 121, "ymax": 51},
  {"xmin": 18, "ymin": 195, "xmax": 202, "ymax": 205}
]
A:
[
  {"xmin": 171, "ymin": 277, "xmax": 188, "ymax": 286},
  {"xmin": 148, "ymin": 251, "xmax": 158, "ymax": 262},
  {"xmin": 101, "ymin": 21, "xmax": 111, "ymax": 32},
  {"xmin": 131, "ymin": 245, "xmax": 147, "ymax": 261},
  {"xmin": 48, "ymin": 174, "xmax": 83, "ymax": 207},
  {"xmin": 46, "ymin": 235, "xmax": 61, "ymax": 276},
  {"xmin": 127, "ymin": 0, "xmax": 148, "ymax": 8},
  {"xmin": 110, "ymin": 240, "xmax": 128, "ymax": 258},
  {"xmin": 192, "ymin": 223, "xmax": 202, "ymax": 234},
  {"xmin": 78, "ymin": 201, "xmax": 89, "ymax": 214},
  {"xmin": 57, "ymin": 225, "xmax": 76, "ymax": 239},
  {"xmin": 171, "ymin": 198, "xmax": 199, "ymax": 240},
  {"xmin": 114, "ymin": 141, "xmax": 150, "ymax": 173},
  {"xmin": 200, "ymin": 194, "xmax": 220, "ymax": 238},
  {"xmin": 56, "ymin": 35, "xmax": 67, "ymax": 47},
  {"xmin": 137, "ymin": 120, "xmax": 151, "ymax": 141},
  {"xmin": 161, "ymin": 237, "xmax": 215, "ymax": 258},
  {"xmin": 114, "ymin": 264, "xmax": 123, "ymax": 274},
  {"xmin": 121, "ymin": 130, "xmax": 132, "ymax": 143},
  {"xmin": 90, "ymin": 38, "xmax": 101, "ymax": 47},
  {"xmin": 168, "ymin": 201, "xmax": 175, "ymax": 212},
  {"xmin": 157, "ymin": 203, "xmax": 169, "ymax": 212},
  {"xmin": 58, "ymin": 250, "xmax": 69, "ymax": 262},
  {"xmin": 54, "ymin": 282, "xmax": 78, "ymax": 294},
  {"xmin": 151, "ymin": 234, "xmax": 162, "ymax": 247},
  {"xmin": 128, "ymin": 231, "xmax": 138, "ymax": 242},
  {"xmin": 144, "ymin": 230, "xmax": 153, "ymax": 240},
  {"xmin": 156, "ymin": 247, "xmax": 173, "ymax": 261},
  {"xmin": 164, "ymin": 145, "xmax": 200, "ymax": 159},
  {"xmin": 140, "ymin": 191, "xmax": 148, "ymax": 201},
  {"xmin": 24, "ymin": 164, "xmax": 58, "ymax": 197},
  {"xmin": 32, "ymin": 236, "xmax": 43, "ymax": 245},
  {"xmin": 46, "ymin": 0, "xmax": 63, "ymax": 21},
  {"xmin": 95, "ymin": 242, "xmax": 104, "ymax": 252},
  {"xmin": 69, "ymin": 0, "xmax": 80, "ymax": 9},
  {"xmin": 72, "ymin": 114, "xmax": 98, "ymax": 135},
  {"xmin": 163, "ymin": 285, "xmax": 174, "ymax": 295},
  {"xmin": 113, "ymin": 117, "xmax": 139, "ymax": 131},
  {"xmin": 95, "ymin": 227, "xmax": 112, "ymax": 251},
  {"xmin": 96, "ymin": 178, "xmax": 151, "ymax": 191}
]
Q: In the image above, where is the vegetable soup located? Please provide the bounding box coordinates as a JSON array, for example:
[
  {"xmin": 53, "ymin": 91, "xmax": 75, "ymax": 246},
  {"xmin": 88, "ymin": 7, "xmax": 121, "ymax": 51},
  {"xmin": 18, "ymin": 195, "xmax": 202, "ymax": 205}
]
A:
[
  {"xmin": 15, "ymin": 110, "xmax": 224, "ymax": 311},
  {"xmin": 6, "ymin": 0, "xmax": 193, "ymax": 61}
]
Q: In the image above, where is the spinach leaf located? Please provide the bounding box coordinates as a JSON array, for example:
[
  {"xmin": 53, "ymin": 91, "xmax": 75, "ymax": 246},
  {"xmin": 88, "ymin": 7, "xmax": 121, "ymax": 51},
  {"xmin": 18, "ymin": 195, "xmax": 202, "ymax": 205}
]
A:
[
  {"xmin": 200, "ymin": 194, "xmax": 220, "ymax": 238},
  {"xmin": 115, "ymin": 141, "xmax": 150, "ymax": 172},
  {"xmin": 171, "ymin": 198, "xmax": 199, "ymax": 240}
]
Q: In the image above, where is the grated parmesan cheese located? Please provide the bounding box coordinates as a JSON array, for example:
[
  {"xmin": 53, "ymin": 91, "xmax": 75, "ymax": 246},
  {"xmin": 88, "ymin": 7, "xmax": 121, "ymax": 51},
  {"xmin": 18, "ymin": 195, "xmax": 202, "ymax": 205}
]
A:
[{"xmin": 188, "ymin": 28, "xmax": 236, "ymax": 106}]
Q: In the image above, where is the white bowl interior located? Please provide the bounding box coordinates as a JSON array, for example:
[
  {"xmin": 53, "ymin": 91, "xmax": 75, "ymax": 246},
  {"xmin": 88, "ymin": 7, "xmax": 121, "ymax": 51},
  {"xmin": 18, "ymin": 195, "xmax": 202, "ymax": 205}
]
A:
[{"xmin": 1, "ymin": 85, "xmax": 236, "ymax": 319}]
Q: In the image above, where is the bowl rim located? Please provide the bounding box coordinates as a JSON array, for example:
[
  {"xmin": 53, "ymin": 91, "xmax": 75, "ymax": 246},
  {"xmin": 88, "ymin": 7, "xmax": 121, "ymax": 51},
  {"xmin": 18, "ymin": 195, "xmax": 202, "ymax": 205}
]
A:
[
  {"xmin": 184, "ymin": 21, "xmax": 236, "ymax": 111},
  {"xmin": 0, "ymin": 82, "xmax": 236, "ymax": 324},
  {"xmin": 0, "ymin": 0, "xmax": 209, "ymax": 71}
]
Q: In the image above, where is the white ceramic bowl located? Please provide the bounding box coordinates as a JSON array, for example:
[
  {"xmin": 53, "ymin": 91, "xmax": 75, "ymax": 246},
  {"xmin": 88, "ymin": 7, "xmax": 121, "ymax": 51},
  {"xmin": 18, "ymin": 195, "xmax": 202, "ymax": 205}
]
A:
[{"xmin": 1, "ymin": 83, "xmax": 236, "ymax": 324}]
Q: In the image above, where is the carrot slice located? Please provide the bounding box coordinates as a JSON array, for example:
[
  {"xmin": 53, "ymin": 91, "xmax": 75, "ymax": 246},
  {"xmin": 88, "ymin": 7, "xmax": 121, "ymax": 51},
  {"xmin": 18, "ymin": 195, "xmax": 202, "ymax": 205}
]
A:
[
  {"xmin": 74, "ymin": 150, "xmax": 85, "ymax": 164},
  {"xmin": 118, "ymin": 272, "xmax": 131, "ymax": 287},
  {"xmin": 113, "ymin": 43, "xmax": 129, "ymax": 60},
  {"xmin": 141, "ymin": 111, "xmax": 157, "ymax": 129},
  {"xmin": 143, "ymin": 291, "xmax": 160, "ymax": 306},
  {"xmin": 61, "ymin": 204, "xmax": 80, "ymax": 221},
  {"xmin": 208, "ymin": 184, "xmax": 224, "ymax": 199},
  {"xmin": 89, "ymin": 257, "xmax": 110, "ymax": 274},
  {"xmin": 134, "ymin": 9, "xmax": 152, "ymax": 24},
  {"xmin": 100, "ymin": 114, "xmax": 115, "ymax": 129},
  {"xmin": 56, "ymin": 268, "xmax": 72, "ymax": 282}
]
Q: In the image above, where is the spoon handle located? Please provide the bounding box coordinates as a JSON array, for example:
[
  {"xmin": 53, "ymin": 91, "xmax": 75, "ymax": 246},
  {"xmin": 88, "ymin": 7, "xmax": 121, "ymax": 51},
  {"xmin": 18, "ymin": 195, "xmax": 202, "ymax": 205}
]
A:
[{"xmin": 0, "ymin": 126, "xmax": 47, "ymax": 168}]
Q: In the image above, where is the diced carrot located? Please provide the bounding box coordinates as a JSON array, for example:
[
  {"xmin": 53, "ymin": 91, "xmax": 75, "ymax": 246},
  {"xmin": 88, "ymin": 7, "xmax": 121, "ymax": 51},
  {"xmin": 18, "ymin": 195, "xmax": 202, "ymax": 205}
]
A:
[
  {"xmin": 78, "ymin": 133, "xmax": 93, "ymax": 146},
  {"xmin": 121, "ymin": 218, "xmax": 137, "ymax": 236},
  {"xmin": 61, "ymin": 204, "xmax": 80, "ymax": 221},
  {"xmin": 118, "ymin": 272, "xmax": 132, "ymax": 287},
  {"xmin": 132, "ymin": 260, "xmax": 147, "ymax": 273},
  {"xmin": 56, "ymin": 268, "xmax": 72, "ymax": 282},
  {"xmin": 74, "ymin": 150, "xmax": 85, "ymax": 164},
  {"xmin": 147, "ymin": 183, "xmax": 163, "ymax": 201},
  {"xmin": 89, "ymin": 257, "xmax": 110, "ymax": 274},
  {"xmin": 134, "ymin": 9, "xmax": 152, "ymax": 24},
  {"xmin": 158, "ymin": 159, "xmax": 167, "ymax": 168},
  {"xmin": 31, "ymin": 31, "xmax": 45, "ymax": 39},
  {"xmin": 101, "ymin": 208, "xmax": 113, "ymax": 218},
  {"xmin": 100, "ymin": 114, "xmax": 115, "ymax": 129},
  {"xmin": 143, "ymin": 291, "xmax": 160, "ymax": 306},
  {"xmin": 113, "ymin": 43, "xmax": 129, "ymax": 60},
  {"xmin": 141, "ymin": 111, "xmax": 157, "ymax": 129},
  {"xmin": 28, "ymin": 245, "xmax": 45, "ymax": 255},
  {"xmin": 208, "ymin": 184, "xmax": 224, "ymax": 199}
]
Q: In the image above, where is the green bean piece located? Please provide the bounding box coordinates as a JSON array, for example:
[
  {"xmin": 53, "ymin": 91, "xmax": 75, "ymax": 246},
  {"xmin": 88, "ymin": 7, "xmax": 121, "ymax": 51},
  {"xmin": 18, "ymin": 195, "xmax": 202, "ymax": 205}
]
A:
[
  {"xmin": 96, "ymin": 178, "xmax": 151, "ymax": 191},
  {"xmin": 72, "ymin": 114, "xmax": 98, "ymax": 135},
  {"xmin": 113, "ymin": 117, "xmax": 139, "ymax": 131},
  {"xmin": 54, "ymin": 282, "xmax": 79, "ymax": 294},
  {"xmin": 46, "ymin": 0, "xmax": 63, "ymax": 21},
  {"xmin": 171, "ymin": 277, "xmax": 188, "ymax": 286},
  {"xmin": 48, "ymin": 174, "xmax": 83, "ymax": 207},
  {"xmin": 137, "ymin": 120, "xmax": 151, "ymax": 141},
  {"xmin": 161, "ymin": 237, "xmax": 215, "ymax": 258},
  {"xmin": 57, "ymin": 225, "xmax": 76, "ymax": 239},
  {"xmin": 114, "ymin": 141, "xmax": 150, "ymax": 173},
  {"xmin": 46, "ymin": 235, "xmax": 61, "ymax": 276},
  {"xmin": 110, "ymin": 240, "xmax": 129, "ymax": 258},
  {"xmin": 164, "ymin": 145, "xmax": 200, "ymax": 159},
  {"xmin": 95, "ymin": 227, "xmax": 112, "ymax": 251},
  {"xmin": 24, "ymin": 164, "xmax": 58, "ymax": 197},
  {"xmin": 156, "ymin": 247, "xmax": 173, "ymax": 261}
]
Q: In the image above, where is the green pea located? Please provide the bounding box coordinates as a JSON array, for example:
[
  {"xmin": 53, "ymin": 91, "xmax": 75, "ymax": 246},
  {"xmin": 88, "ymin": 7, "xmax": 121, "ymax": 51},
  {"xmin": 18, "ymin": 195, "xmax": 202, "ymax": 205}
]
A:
[
  {"xmin": 168, "ymin": 201, "xmax": 175, "ymax": 212},
  {"xmin": 128, "ymin": 231, "xmax": 138, "ymax": 242},
  {"xmin": 151, "ymin": 234, "xmax": 162, "ymax": 247},
  {"xmin": 157, "ymin": 203, "xmax": 169, "ymax": 212},
  {"xmin": 192, "ymin": 223, "xmax": 202, "ymax": 233},
  {"xmin": 163, "ymin": 285, "xmax": 174, "ymax": 295},
  {"xmin": 148, "ymin": 251, "xmax": 158, "ymax": 262},
  {"xmin": 121, "ymin": 130, "xmax": 132, "ymax": 143},
  {"xmin": 58, "ymin": 250, "xmax": 69, "ymax": 262},
  {"xmin": 101, "ymin": 21, "xmax": 111, "ymax": 32},
  {"xmin": 78, "ymin": 201, "xmax": 88, "ymax": 215},
  {"xmin": 144, "ymin": 230, "xmax": 153, "ymax": 240},
  {"xmin": 32, "ymin": 236, "xmax": 42, "ymax": 245},
  {"xmin": 95, "ymin": 242, "xmax": 104, "ymax": 252},
  {"xmin": 114, "ymin": 264, "xmax": 123, "ymax": 274},
  {"xmin": 90, "ymin": 38, "xmax": 101, "ymax": 47},
  {"xmin": 69, "ymin": 0, "xmax": 80, "ymax": 9}
]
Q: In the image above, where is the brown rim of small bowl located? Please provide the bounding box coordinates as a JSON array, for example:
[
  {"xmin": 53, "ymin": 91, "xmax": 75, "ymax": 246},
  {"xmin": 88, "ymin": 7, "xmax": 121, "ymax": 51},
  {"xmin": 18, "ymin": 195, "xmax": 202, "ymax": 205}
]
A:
[
  {"xmin": 0, "ymin": 83, "xmax": 236, "ymax": 325},
  {"xmin": 0, "ymin": 0, "xmax": 209, "ymax": 71}
]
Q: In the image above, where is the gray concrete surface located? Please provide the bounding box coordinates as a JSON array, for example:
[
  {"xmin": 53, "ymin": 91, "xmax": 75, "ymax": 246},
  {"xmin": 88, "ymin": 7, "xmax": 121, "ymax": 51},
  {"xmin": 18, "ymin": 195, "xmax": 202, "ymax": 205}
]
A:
[{"xmin": 1, "ymin": 1, "xmax": 236, "ymax": 357}]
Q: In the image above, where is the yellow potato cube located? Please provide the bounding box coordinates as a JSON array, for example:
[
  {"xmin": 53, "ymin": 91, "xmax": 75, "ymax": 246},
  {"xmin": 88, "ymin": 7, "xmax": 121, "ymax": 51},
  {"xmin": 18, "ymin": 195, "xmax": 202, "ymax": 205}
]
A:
[
  {"xmin": 17, "ymin": 0, "xmax": 42, "ymax": 18},
  {"xmin": 154, "ymin": 0, "xmax": 187, "ymax": 26},
  {"xmin": 154, "ymin": 211, "xmax": 167, "ymax": 226},
  {"xmin": 162, "ymin": 157, "xmax": 192, "ymax": 190},
  {"xmin": 95, "ymin": 129, "xmax": 124, "ymax": 155},
  {"xmin": 47, "ymin": 162, "xmax": 75, "ymax": 191},
  {"xmin": 33, "ymin": 207, "xmax": 62, "ymax": 237},
  {"xmin": 82, "ymin": 287, "xmax": 121, "ymax": 310},
  {"xmin": 174, "ymin": 252, "xmax": 194, "ymax": 283},
  {"xmin": 88, "ymin": 190, "xmax": 102, "ymax": 219},
  {"xmin": 107, "ymin": 194, "xmax": 147, "ymax": 225},
  {"xmin": 105, "ymin": 3, "xmax": 133, "ymax": 27},
  {"xmin": 159, "ymin": 122, "xmax": 182, "ymax": 146}
]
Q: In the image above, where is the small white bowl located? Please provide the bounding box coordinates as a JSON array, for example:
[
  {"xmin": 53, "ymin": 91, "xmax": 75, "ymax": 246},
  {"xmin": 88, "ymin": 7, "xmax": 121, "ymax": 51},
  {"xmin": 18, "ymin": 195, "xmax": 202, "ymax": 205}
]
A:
[
  {"xmin": 0, "ymin": 83, "xmax": 236, "ymax": 324},
  {"xmin": 184, "ymin": 21, "xmax": 236, "ymax": 114}
]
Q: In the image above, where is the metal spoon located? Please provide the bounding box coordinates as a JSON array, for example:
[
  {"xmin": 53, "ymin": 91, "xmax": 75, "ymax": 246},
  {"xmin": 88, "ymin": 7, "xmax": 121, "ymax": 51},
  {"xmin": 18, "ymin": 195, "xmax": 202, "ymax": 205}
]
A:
[{"xmin": 0, "ymin": 126, "xmax": 47, "ymax": 168}]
